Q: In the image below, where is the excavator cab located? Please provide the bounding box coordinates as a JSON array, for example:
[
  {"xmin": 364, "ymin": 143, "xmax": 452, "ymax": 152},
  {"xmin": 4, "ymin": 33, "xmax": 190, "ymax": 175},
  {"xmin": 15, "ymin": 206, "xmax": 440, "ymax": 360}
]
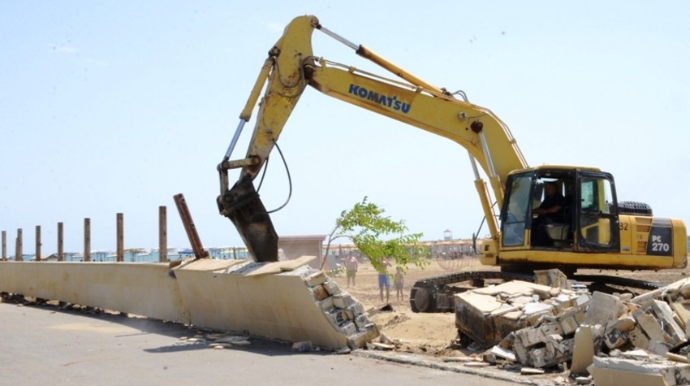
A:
[{"xmin": 500, "ymin": 166, "xmax": 620, "ymax": 253}]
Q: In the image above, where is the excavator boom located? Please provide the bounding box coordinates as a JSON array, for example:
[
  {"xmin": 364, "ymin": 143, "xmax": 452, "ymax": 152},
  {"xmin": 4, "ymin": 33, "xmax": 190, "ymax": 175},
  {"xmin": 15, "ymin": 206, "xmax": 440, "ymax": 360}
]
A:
[{"xmin": 218, "ymin": 15, "xmax": 528, "ymax": 261}]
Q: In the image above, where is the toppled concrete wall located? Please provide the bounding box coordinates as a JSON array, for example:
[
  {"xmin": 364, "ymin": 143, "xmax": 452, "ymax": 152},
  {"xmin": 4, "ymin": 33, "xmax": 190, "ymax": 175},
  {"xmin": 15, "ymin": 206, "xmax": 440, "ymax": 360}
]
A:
[
  {"xmin": 0, "ymin": 257, "xmax": 378, "ymax": 350},
  {"xmin": 454, "ymin": 279, "xmax": 588, "ymax": 348}
]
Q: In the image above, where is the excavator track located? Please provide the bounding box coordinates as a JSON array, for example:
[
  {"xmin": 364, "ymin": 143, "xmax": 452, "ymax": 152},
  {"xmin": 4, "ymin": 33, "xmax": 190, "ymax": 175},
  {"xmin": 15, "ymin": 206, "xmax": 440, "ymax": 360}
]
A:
[{"xmin": 409, "ymin": 270, "xmax": 665, "ymax": 313}]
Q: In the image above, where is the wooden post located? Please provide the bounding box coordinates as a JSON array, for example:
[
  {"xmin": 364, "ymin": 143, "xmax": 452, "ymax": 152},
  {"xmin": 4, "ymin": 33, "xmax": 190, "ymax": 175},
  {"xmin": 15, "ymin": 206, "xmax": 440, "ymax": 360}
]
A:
[
  {"xmin": 35, "ymin": 225, "xmax": 42, "ymax": 262},
  {"xmin": 2, "ymin": 230, "xmax": 6, "ymax": 261},
  {"xmin": 173, "ymin": 193, "xmax": 208, "ymax": 259},
  {"xmin": 84, "ymin": 218, "xmax": 91, "ymax": 262},
  {"xmin": 15, "ymin": 228, "xmax": 22, "ymax": 261},
  {"xmin": 57, "ymin": 222, "xmax": 64, "ymax": 261},
  {"xmin": 117, "ymin": 213, "xmax": 123, "ymax": 262},
  {"xmin": 159, "ymin": 206, "xmax": 167, "ymax": 262}
]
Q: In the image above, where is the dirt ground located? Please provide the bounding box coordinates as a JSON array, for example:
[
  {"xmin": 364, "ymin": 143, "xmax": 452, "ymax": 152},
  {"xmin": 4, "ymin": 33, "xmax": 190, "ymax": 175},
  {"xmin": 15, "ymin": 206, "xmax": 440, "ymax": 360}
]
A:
[
  {"xmin": 330, "ymin": 257, "xmax": 484, "ymax": 357},
  {"xmin": 329, "ymin": 257, "xmax": 690, "ymax": 358}
]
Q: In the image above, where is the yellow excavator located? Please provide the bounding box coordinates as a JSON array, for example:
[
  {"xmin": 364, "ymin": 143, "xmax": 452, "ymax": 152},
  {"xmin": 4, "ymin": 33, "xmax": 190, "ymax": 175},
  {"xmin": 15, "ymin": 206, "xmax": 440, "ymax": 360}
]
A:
[{"xmin": 217, "ymin": 15, "xmax": 687, "ymax": 312}]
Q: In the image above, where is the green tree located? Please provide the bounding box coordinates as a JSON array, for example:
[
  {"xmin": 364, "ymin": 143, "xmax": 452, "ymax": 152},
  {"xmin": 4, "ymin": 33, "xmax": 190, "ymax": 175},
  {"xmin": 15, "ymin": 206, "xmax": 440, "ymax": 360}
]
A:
[{"xmin": 321, "ymin": 197, "xmax": 429, "ymax": 274}]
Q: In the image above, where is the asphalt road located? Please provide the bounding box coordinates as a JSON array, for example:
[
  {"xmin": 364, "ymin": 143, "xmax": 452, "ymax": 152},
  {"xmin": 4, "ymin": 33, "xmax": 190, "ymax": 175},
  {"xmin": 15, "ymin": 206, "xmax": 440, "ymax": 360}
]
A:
[{"xmin": 0, "ymin": 301, "xmax": 523, "ymax": 386}]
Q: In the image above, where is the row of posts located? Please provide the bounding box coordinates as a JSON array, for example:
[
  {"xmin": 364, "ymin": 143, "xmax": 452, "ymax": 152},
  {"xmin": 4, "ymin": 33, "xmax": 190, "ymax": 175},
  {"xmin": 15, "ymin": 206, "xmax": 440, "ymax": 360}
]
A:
[{"xmin": 0, "ymin": 206, "xmax": 169, "ymax": 263}]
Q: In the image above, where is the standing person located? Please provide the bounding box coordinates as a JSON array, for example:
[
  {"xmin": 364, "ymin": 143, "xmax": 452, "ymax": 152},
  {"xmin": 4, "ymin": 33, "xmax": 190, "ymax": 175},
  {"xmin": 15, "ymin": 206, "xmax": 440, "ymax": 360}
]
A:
[
  {"xmin": 378, "ymin": 258, "xmax": 392, "ymax": 304},
  {"xmin": 344, "ymin": 255, "xmax": 359, "ymax": 288},
  {"xmin": 394, "ymin": 266, "xmax": 404, "ymax": 303}
]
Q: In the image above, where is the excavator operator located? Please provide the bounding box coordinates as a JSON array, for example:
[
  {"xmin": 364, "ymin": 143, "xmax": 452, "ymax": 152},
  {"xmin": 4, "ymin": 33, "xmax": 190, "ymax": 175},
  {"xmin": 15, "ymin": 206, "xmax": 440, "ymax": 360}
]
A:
[{"xmin": 531, "ymin": 182, "xmax": 567, "ymax": 246}]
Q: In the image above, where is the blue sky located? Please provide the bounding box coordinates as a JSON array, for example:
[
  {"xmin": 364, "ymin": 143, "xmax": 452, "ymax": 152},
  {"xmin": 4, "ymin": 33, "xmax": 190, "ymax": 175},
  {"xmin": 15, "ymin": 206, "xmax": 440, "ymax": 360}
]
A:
[{"xmin": 1, "ymin": 1, "xmax": 689, "ymax": 254}]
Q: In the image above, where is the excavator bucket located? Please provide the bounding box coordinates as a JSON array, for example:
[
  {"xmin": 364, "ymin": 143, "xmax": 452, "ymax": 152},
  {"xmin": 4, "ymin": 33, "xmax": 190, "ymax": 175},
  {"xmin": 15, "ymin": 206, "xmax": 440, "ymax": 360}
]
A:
[{"xmin": 218, "ymin": 177, "xmax": 278, "ymax": 262}]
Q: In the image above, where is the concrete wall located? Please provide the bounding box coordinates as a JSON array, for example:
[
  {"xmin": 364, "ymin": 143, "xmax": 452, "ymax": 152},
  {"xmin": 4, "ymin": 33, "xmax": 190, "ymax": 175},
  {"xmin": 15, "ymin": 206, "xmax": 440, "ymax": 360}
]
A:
[{"xmin": 0, "ymin": 258, "xmax": 377, "ymax": 349}]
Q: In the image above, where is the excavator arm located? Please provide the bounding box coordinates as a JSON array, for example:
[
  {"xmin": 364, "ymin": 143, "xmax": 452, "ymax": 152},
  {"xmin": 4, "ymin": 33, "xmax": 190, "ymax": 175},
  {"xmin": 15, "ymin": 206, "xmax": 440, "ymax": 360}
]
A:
[{"xmin": 217, "ymin": 15, "xmax": 528, "ymax": 262}]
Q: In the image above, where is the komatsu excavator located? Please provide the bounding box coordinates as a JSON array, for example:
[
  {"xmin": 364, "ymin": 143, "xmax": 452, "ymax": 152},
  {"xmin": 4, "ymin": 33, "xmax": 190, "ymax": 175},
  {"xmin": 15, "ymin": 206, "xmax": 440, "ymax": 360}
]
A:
[{"xmin": 217, "ymin": 15, "xmax": 687, "ymax": 313}]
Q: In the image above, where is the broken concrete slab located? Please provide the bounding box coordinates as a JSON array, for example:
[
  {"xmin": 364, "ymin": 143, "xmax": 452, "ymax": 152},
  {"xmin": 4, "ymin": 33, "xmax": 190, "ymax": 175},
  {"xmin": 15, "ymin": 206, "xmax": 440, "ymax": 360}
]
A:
[
  {"xmin": 490, "ymin": 345, "xmax": 516, "ymax": 362},
  {"xmin": 534, "ymin": 268, "xmax": 570, "ymax": 290},
  {"xmin": 454, "ymin": 290, "xmax": 508, "ymax": 346},
  {"xmin": 514, "ymin": 322, "xmax": 564, "ymax": 348},
  {"xmin": 588, "ymin": 365, "xmax": 671, "ymax": 386},
  {"xmin": 583, "ymin": 291, "xmax": 626, "ymax": 326},
  {"xmin": 520, "ymin": 367, "xmax": 545, "ymax": 375},
  {"xmin": 651, "ymin": 300, "xmax": 688, "ymax": 348},
  {"xmin": 570, "ymin": 324, "xmax": 596, "ymax": 374},
  {"xmin": 588, "ymin": 356, "xmax": 677, "ymax": 386}
]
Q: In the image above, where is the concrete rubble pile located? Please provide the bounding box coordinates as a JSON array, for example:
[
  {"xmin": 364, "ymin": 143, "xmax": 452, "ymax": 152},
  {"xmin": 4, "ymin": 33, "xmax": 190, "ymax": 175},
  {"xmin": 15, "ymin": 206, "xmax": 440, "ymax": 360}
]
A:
[{"xmin": 454, "ymin": 270, "xmax": 690, "ymax": 385}]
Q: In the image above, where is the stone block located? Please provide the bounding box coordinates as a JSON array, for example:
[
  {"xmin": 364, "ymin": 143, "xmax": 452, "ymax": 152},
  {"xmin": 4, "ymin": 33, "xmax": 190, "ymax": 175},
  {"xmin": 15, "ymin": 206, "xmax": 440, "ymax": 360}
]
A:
[
  {"xmin": 323, "ymin": 280, "xmax": 341, "ymax": 296},
  {"xmin": 669, "ymin": 301, "xmax": 690, "ymax": 336},
  {"xmin": 515, "ymin": 322, "xmax": 563, "ymax": 348},
  {"xmin": 318, "ymin": 296, "xmax": 334, "ymax": 312},
  {"xmin": 604, "ymin": 326, "xmax": 628, "ymax": 350},
  {"xmin": 528, "ymin": 347, "xmax": 548, "ymax": 368},
  {"xmin": 635, "ymin": 309, "xmax": 672, "ymax": 345},
  {"xmin": 346, "ymin": 302, "xmax": 364, "ymax": 317},
  {"xmin": 338, "ymin": 321, "xmax": 357, "ymax": 336},
  {"xmin": 560, "ymin": 314, "xmax": 580, "ymax": 335},
  {"xmin": 612, "ymin": 315, "xmax": 637, "ymax": 332},
  {"xmin": 534, "ymin": 269, "xmax": 571, "ymax": 289},
  {"xmin": 583, "ymin": 291, "xmax": 626, "ymax": 326},
  {"xmin": 324, "ymin": 308, "xmax": 350, "ymax": 327},
  {"xmin": 628, "ymin": 325, "xmax": 651, "ymax": 351},
  {"xmin": 529, "ymin": 338, "xmax": 574, "ymax": 368},
  {"xmin": 333, "ymin": 292, "xmax": 355, "ymax": 309},
  {"xmin": 311, "ymin": 285, "xmax": 329, "ymax": 301},
  {"xmin": 651, "ymin": 300, "xmax": 687, "ymax": 348},
  {"xmin": 512, "ymin": 337, "xmax": 530, "ymax": 365},
  {"xmin": 347, "ymin": 325, "xmax": 379, "ymax": 349},
  {"xmin": 552, "ymin": 294, "xmax": 579, "ymax": 313},
  {"xmin": 603, "ymin": 316, "xmax": 635, "ymax": 350},
  {"xmin": 305, "ymin": 271, "xmax": 328, "ymax": 287},
  {"xmin": 354, "ymin": 314, "xmax": 370, "ymax": 329}
]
